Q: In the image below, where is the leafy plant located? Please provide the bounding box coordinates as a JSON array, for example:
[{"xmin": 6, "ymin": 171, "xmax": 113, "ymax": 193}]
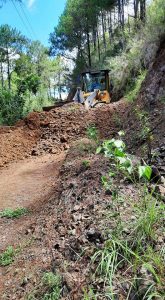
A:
[
  {"xmin": 82, "ymin": 160, "xmax": 90, "ymax": 168},
  {"xmin": 97, "ymin": 133, "xmax": 152, "ymax": 183},
  {"xmin": 0, "ymin": 207, "xmax": 29, "ymax": 218},
  {"xmin": 42, "ymin": 272, "xmax": 61, "ymax": 300},
  {"xmin": 138, "ymin": 165, "xmax": 152, "ymax": 181},
  {"xmin": 0, "ymin": 246, "xmax": 16, "ymax": 266},
  {"xmin": 86, "ymin": 125, "xmax": 99, "ymax": 142}
]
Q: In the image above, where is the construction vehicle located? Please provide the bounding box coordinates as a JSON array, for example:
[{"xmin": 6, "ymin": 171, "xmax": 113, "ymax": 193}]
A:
[
  {"xmin": 74, "ymin": 69, "xmax": 112, "ymax": 108},
  {"xmin": 43, "ymin": 69, "xmax": 112, "ymax": 111}
]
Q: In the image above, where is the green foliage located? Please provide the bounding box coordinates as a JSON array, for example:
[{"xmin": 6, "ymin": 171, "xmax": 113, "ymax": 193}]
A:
[
  {"xmin": 42, "ymin": 272, "xmax": 61, "ymax": 300},
  {"xmin": 0, "ymin": 23, "xmax": 69, "ymax": 125},
  {"xmin": 138, "ymin": 165, "xmax": 152, "ymax": 180},
  {"xmin": 86, "ymin": 125, "xmax": 98, "ymax": 141},
  {"xmin": 101, "ymin": 175, "xmax": 113, "ymax": 191},
  {"xmin": 82, "ymin": 160, "xmax": 90, "ymax": 168},
  {"xmin": 97, "ymin": 133, "xmax": 152, "ymax": 183},
  {"xmin": 125, "ymin": 70, "xmax": 147, "ymax": 102},
  {"xmin": 106, "ymin": 0, "xmax": 165, "ymax": 100},
  {"xmin": 0, "ymin": 207, "xmax": 28, "ymax": 218},
  {"xmin": 0, "ymin": 89, "xmax": 25, "ymax": 125},
  {"xmin": 134, "ymin": 196, "xmax": 164, "ymax": 242},
  {"xmin": 0, "ymin": 246, "xmax": 16, "ymax": 266}
]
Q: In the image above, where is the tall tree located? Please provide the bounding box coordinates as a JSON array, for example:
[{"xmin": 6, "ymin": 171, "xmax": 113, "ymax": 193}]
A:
[{"xmin": 0, "ymin": 24, "xmax": 27, "ymax": 89}]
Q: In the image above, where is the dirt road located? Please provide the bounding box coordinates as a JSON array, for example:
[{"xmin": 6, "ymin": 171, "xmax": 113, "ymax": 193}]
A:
[
  {"xmin": 0, "ymin": 153, "xmax": 65, "ymax": 251},
  {"xmin": 0, "ymin": 153, "xmax": 65, "ymax": 210}
]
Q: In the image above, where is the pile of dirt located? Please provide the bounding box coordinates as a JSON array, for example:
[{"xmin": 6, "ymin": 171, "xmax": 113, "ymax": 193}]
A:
[
  {"xmin": 31, "ymin": 100, "xmax": 128, "ymax": 156},
  {"xmin": 0, "ymin": 126, "xmax": 39, "ymax": 168},
  {"xmin": 0, "ymin": 100, "xmax": 128, "ymax": 167}
]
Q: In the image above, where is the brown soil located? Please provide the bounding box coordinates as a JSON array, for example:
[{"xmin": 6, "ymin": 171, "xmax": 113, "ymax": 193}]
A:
[{"xmin": 0, "ymin": 153, "xmax": 65, "ymax": 211}]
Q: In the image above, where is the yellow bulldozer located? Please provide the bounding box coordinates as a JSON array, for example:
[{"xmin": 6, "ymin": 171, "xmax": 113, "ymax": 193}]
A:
[
  {"xmin": 43, "ymin": 69, "xmax": 112, "ymax": 111},
  {"xmin": 73, "ymin": 69, "xmax": 112, "ymax": 108}
]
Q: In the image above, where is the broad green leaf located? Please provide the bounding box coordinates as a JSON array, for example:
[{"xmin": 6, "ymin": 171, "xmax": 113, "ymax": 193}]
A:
[
  {"xmin": 101, "ymin": 176, "xmax": 108, "ymax": 184},
  {"xmin": 138, "ymin": 165, "xmax": 152, "ymax": 180},
  {"xmin": 114, "ymin": 140, "xmax": 125, "ymax": 149},
  {"xmin": 96, "ymin": 146, "xmax": 102, "ymax": 154},
  {"xmin": 114, "ymin": 148, "xmax": 125, "ymax": 157}
]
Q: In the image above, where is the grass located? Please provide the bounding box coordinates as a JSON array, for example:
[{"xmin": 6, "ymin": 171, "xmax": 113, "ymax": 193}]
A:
[
  {"xmin": 0, "ymin": 207, "xmax": 29, "ymax": 218},
  {"xmin": 0, "ymin": 246, "xmax": 16, "ymax": 266},
  {"xmin": 91, "ymin": 235, "xmax": 164, "ymax": 299},
  {"xmin": 90, "ymin": 158, "xmax": 164, "ymax": 299}
]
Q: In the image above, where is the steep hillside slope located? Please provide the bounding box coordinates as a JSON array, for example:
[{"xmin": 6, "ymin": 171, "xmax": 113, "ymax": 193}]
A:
[{"xmin": 123, "ymin": 38, "xmax": 165, "ymax": 155}]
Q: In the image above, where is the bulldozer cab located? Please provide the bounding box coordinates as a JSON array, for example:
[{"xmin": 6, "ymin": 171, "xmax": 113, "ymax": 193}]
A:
[
  {"xmin": 81, "ymin": 69, "xmax": 111, "ymax": 107},
  {"xmin": 82, "ymin": 69, "xmax": 110, "ymax": 94}
]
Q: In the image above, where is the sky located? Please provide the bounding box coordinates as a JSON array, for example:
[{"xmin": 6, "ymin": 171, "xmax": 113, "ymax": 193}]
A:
[{"xmin": 0, "ymin": 0, "xmax": 67, "ymax": 46}]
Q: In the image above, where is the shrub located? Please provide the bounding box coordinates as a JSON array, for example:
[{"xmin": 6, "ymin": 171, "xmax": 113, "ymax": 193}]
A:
[{"xmin": 0, "ymin": 89, "xmax": 25, "ymax": 125}]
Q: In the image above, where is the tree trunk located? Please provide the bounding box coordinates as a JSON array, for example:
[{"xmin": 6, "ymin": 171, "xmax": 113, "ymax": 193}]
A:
[
  {"xmin": 6, "ymin": 49, "xmax": 11, "ymax": 90},
  {"xmin": 140, "ymin": 0, "xmax": 146, "ymax": 22},
  {"xmin": 101, "ymin": 10, "xmax": 106, "ymax": 51},
  {"xmin": 118, "ymin": 0, "xmax": 121, "ymax": 26},
  {"xmin": 121, "ymin": 0, "xmax": 124, "ymax": 28},
  {"xmin": 86, "ymin": 29, "xmax": 91, "ymax": 68},
  {"xmin": 134, "ymin": 0, "xmax": 139, "ymax": 19},
  {"xmin": 108, "ymin": 11, "xmax": 113, "ymax": 41},
  {"xmin": 97, "ymin": 27, "xmax": 101, "ymax": 62},
  {"xmin": 93, "ymin": 28, "xmax": 97, "ymax": 51},
  {"xmin": 0, "ymin": 60, "xmax": 4, "ymax": 89}
]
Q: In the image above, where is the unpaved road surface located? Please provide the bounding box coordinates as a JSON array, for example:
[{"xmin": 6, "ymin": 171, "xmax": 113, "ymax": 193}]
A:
[
  {"xmin": 0, "ymin": 153, "xmax": 65, "ymax": 251},
  {"xmin": 0, "ymin": 153, "xmax": 65, "ymax": 210}
]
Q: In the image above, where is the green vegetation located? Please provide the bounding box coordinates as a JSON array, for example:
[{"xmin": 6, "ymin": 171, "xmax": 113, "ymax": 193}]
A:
[
  {"xmin": 82, "ymin": 160, "xmax": 90, "ymax": 168},
  {"xmin": 27, "ymin": 272, "xmax": 62, "ymax": 300},
  {"xmin": 0, "ymin": 25, "xmax": 69, "ymax": 125},
  {"xmin": 0, "ymin": 207, "xmax": 29, "ymax": 218},
  {"xmin": 89, "ymin": 185, "xmax": 164, "ymax": 298},
  {"xmin": 125, "ymin": 70, "xmax": 147, "ymax": 102},
  {"xmin": 50, "ymin": 0, "xmax": 165, "ymax": 101},
  {"xmin": 0, "ymin": 0, "xmax": 164, "ymax": 125},
  {"xmin": 89, "ymin": 132, "xmax": 165, "ymax": 298},
  {"xmin": 83, "ymin": 288, "xmax": 97, "ymax": 300},
  {"xmin": 97, "ymin": 132, "xmax": 152, "ymax": 184},
  {"xmin": 0, "ymin": 246, "xmax": 16, "ymax": 266},
  {"xmin": 42, "ymin": 272, "xmax": 61, "ymax": 300},
  {"xmin": 86, "ymin": 124, "xmax": 99, "ymax": 142}
]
